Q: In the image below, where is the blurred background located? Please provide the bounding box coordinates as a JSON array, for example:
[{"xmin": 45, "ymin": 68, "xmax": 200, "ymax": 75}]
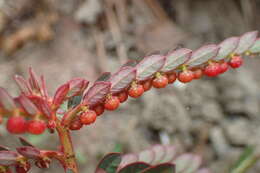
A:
[{"xmin": 0, "ymin": 0, "xmax": 260, "ymax": 172}]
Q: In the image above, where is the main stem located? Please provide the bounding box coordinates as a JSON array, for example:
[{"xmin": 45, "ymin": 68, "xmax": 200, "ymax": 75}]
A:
[{"xmin": 56, "ymin": 121, "xmax": 79, "ymax": 173}]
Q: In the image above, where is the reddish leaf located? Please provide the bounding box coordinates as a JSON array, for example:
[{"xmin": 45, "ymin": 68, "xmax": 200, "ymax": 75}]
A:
[
  {"xmin": 160, "ymin": 146, "xmax": 177, "ymax": 163},
  {"xmin": 16, "ymin": 146, "xmax": 41, "ymax": 159},
  {"xmin": 66, "ymin": 78, "xmax": 89, "ymax": 97},
  {"xmin": 95, "ymin": 153, "xmax": 122, "ymax": 173},
  {"xmin": 186, "ymin": 45, "xmax": 220, "ymax": 67},
  {"xmin": 40, "ymin": 75, "xmax": 49, "ymax": 98},
  {"xmin": 135, "ymin": 55, "xmax": 166, "ymax": 81},
  {"xmin": 138, "ymin": 149, "xmax": 155, "ymax": 164},
  {"xmin": 83, "ymin": 82, "xmax": 111, "ymax": 107},
  {"xmin": 161, "ymin": 48, "xmax": 192, "ymax": 73},
  {"xmin": 118, "ymin": 154, "xmax": 139, "ymax": 170},
  {"xmin": 109, "ymin": 66, "xmax": 136, "ymax": 94},
  {"xmin": 29, "ymin": 96, "xmax": 52, "ymax": 118},
  {"xmin": 140, "ymin": 163, "xmax": 175, "ymax": 173},
  {"xmin": 0, "ymin": 151, "xmax": 19, "ymax": 166},
  {"xmin": 14, "ymin": 75, "xmax": 32, "ymax": 95},
  {"xmin": 117, "ymin": 162, "xmax": 150, "ymax": 173},
  {"xmin": 53, "ymin": 84, "xmax": 70, "ymax": 106},
  {"xmin": 17, "ymin": 95, "xmax": 39, "ymax": 115},
  {"xmin": 249, "ymin": 38, "xmax": 260, "ymax": 53},
  {"xmin": 18, "ymin": 137, "xmax": 34, "ymax": 147},
  {"xmin": 234, "ymin": 31, "xmax": 258, "ymax": 54},
  {"xmin": 96, "ymin": 72, "xmax": 111, "ymax": 82},
  {"xmin": 0, "ymin": 87, "xmax": 16, "ymax": 111},
  {"xmin": 215, "ymin": 37, "xmax": 240, "ymax": 61},
  {"xmin": 151, "ymin": 145, "xmax": 166, "ymax": 164},
  {"xmin": 28, "ymin": 67, "xmax": 41, "ymax": 93}
]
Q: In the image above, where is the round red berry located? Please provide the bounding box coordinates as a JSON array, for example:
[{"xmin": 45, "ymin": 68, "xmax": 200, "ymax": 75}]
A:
[
  {"xmin": 142, "ymin": 80, "xmax": 152, "ymax": 91},
  {"xmin": 152, "ymin": 75, "xmax": 168, "ymax": 88},
  {"xmin": 104, "ymin": 96, "xmax": 120, "ymax": 111},
  {"xmin": 94, "ymin": 105, "xmax": 105, "ymax": 116},
  {"xmin": 117, "ymin": 92, "xmax": 128, "ymax": 103},
  {"xmin": 167, "ymin": 73, "xmax": 177, "ymax": 84},
  {"xmin": 69, "ymin": 119, "xmax": 83, "ymax": 131},
  {"xmin": 178, "ymin": 70, "xmax": 194, "ymax": 83},
  {"xmin": 27, "ymin": 120, "xmax": 46, "ymax": 135},
  {"xmin": 192, "ymin": 69, "xmax": 203, "ymax": 79},
  {"xmin": 204, "ymin": 63, "xmax": 221, "ymax": 77},
  {"xmin": 6, "ymin": 116, "xmax": 27, "ymax": 134},
  {"xmin": 219, "ymin": 62, "xmax": 229, "ymax": 73},
  {"xmin": 80, "ymin": 110, "xmax": 97, "ymax": 125},
  {"xmin": 128, "ymin": 84, "xmax": 144, "ymax": 98},
  {"xmin": 229, "ymin": 56, "xmax": 243, "ymax": 68}
]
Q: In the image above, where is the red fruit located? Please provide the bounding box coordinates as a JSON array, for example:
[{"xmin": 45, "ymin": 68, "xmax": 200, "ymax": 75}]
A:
[
  {"xmin": 229, "ymin": 55, "xmax": 243, "ymax": 68},
  {"xmin": 142, "ymin": 80, "xmax": 152, "ymax": 91},
  {"xmin": 104, "ymin": 96, "xmax": 120, "ymax": 111},
  {"xmin": 94, "ymin": 105, "xmax": 105, "ymax": 116},
  {"xmin": 167, "ymin": 73, "xmax": 177, "ymax": 84},
  {"xmin": 27, "ymin": 120, "xmax": 46, "ymax": 135},
  {"xmin": 128, "ymin": 84, "xmax": 144, "ymax": 98},
  {"xmin": 80, "ymin": 110, "xmax": 97, "ymax": 125},
  {"xmin": 219, "ymin": 62, "xmax": 229, "ymax": 73},
  {"xmin": 6, "ymin": 116, "xmax": 27, "ymax": 134},
  {"xmin": 192, "ymin": 69, "xmax": 203, "ymax": 79},
  {"xmin": 117, "ymin": 92, "xmax": 128, "ymax": 103},
  {"xmin": 152, "ymin": 75, "xmax": 168, "ymax": 88},
  {"xmin": 69, "ymin": 119, "xmax": 83, "ymax": 130},
  {"xmin": 178, "ymin": 70, "xmax": 194, "ymax": 83},
  {"xmin": 204, "ymin": 63, "xmax": 221, "ymax": 77},
  {"xmin": 15, "ymin": 162, "xmax": 31, "ymax": 173}
]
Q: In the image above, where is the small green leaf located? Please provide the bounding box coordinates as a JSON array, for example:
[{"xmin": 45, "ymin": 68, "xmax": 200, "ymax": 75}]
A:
[
  {"xmin": 95, "ymin": 153, "xmax": 122, "ymax": 173},
  {"xmin": 117, "ymin": 162, "xmax": 150, "ymax": 173},
  {"xmin": 140, "ymin": 163, "xmax": 175, "ymax": 173},
  {"xmin": 230, "ymin": 146, "xmax": 258, "ymax": 173}
]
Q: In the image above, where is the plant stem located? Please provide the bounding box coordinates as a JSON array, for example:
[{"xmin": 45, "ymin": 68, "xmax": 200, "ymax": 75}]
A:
[{"xmin": 56, "ymin": 121, "xmax": 79, "ymax": 173}]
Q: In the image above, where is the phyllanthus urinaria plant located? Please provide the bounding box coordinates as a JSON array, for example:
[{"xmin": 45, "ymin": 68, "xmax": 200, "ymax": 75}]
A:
[{"xmin": 0, "ymin": 30, "xmax": 259, "ymax": 173}]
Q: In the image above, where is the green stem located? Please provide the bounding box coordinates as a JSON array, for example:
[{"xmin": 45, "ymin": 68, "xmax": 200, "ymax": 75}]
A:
[{"xmin": 56, "ymin": 121, "xmax": 79, "ymax": 173}]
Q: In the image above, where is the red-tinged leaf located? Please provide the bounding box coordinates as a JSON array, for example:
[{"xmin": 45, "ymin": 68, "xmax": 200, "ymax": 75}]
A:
[
  {"xmin": 151, "ymin": 145, "xmax": 166, "ymax": 164},
  {"xmin": 19, "ymin": 137, "xmax": 34, "ymax": 147},
  {"xmin": 135, "ymin": 55, "xmax": 166, "ymax": 81},
  {"xmin": 83, "ymin": 82, "xmax": 111, "ymax": 107},
  {"xmin": 0, "ymin": 151, "xmax": 19, "ymax": 166},
  {"xmin": 67, "ymin": 78, "xmax": 89, "ymax": 97},
  {"xmin": 186, "ymin": 45, "xmax": 220, "ymax": 67},
  {"xmin": 140, "ymin": 163, "xmax": 175, "ymax": 173},
  {"xmin": 249, "ymin": 38, "xmax": 260, "ymax": 53},
  {"xmin": 96, "ymin": 72, "xmax": 111, "ymax": 82},
  {"xmin": 0, "ymin": 146, "xmax": 9, "ymax": 151},
  {"xmin": 172, "ymin": 154, "xmax": 193, "ymax": 172},
  {"xmin": 117, "ymin": 162, "xmax": 150, "ymax": 173},
  {"xmin": 95, "ymin": 153, "xmax": 122, "ymax": 173},
  {"xmin": 234, "ymin": 31, "xmax": 258, "ymax": 54},
  {"xmin": 138, "ymin": 149, "xmax": 155, "ymax": 164},
  {"xmin": 184, "ymin": 155, "xmax": 202, "ymax": 173},
  {"xmin": 61, "ymin": 104, "xmax": 81, "ymax": 127},
  {"xmin": 0, "ymin": 87, "xmax": 16, "ymax": 111},
  {"xmin": 29, "ymin": 96, "xmax": 52, "ymax": 118},
  {"xmin": 14, "ymin": 75, "xmax": 32, "ymax": 94},
  {"xmin": 118, "ymin": 154, "xmax": 139, "ymax": 170},
  {"xmin": 215, "ymin": 37, "xmax": 240, "ymax": 61},
  {"xmin": 53, "ymin": 84, "xmax": 70, "ymax": 106},
  {"xmin": 18, "ymin": 95, "xmax": 39, "ymax": 115},
  {"xmin": 16, "ymin": 146, "xmax": 41, "ymax": 159},
  {"xmin": 161, "ymin": 48, "xmax": 192, "ymax": 73},
  {"xmin": 160, "ymin": 146, "xmax": 177, "ymax": 163},
  {"xmin": 110, "ymin": 66, "xmax": 136, "ymax": 94},
  {"xmin": 40, "ymin": 75, "xmax": 49, "ymax": 98},
  {"xmin": 28, "ymin": 67, "xmax": 41, "ymax": 92},
  {"xmin": 197, "ymin": 168, "xmax": 212, "ymax": 173}
]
